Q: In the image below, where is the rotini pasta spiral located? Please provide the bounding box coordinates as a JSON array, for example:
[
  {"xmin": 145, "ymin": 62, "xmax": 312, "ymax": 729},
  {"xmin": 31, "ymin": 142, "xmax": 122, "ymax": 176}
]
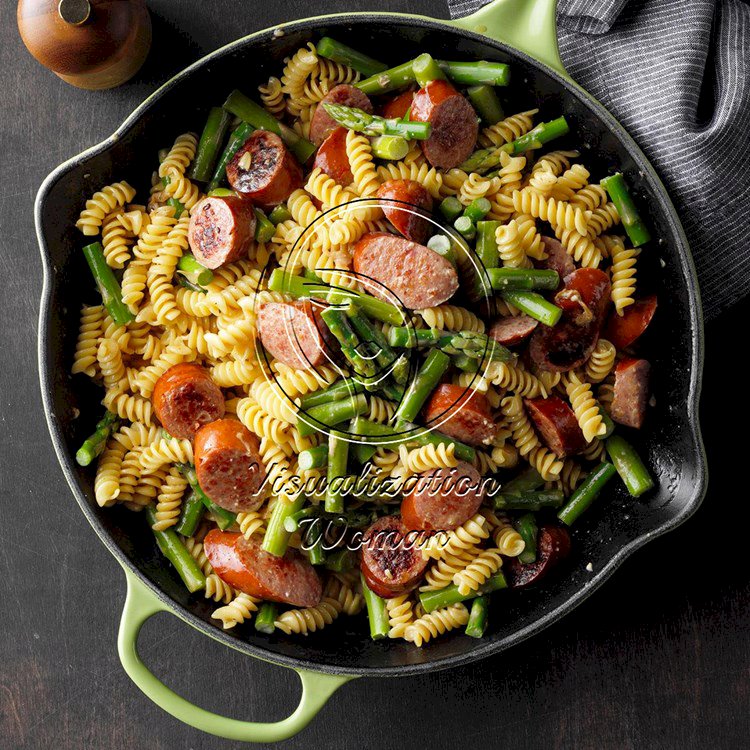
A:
[
  {"xmin": 478, "ymin": 109, "xmax": 538, "ymax": 148},
  {"xmin": 485, "ymin": 360, "xmax": 546, "ymax": 398},
  {"xmin": 421, "ymin": 513, "xmax": 490, "ymax": 560},
  {"xmin": 610, "ymin": 243, "xmax": 639, "ymax": 315},
  {"xmin": 417, "ymin": 305, "xmax": 485, "ymax": 333},
  {"xmin": 345, "ymin": 129, "xmax": 381, "ymax": 198},
  {"xmin": 386, "ymin": 594, "xmax": 415, "ymax": 638},
  {"xmin": 512, "ymin": 190, "xmax": 590, "ymax": 237},
  {"xmin": 501, "ymin": 394, "xmax": 539, "ymax": 456},
  {"xmin": 151, "ymin": 465, "xmax": 188, "ymax": 531},
  {"xmin": 376, "ymin": 161, "xmax": 444, "ymax": 199},
  {"xmin": 274, "ymin": 597, "xmax": 341, "ymax": 635},
  {"xmin": 404, "ymin": 603, "xmax": 469, "ymax": 646},
  {"xmin": 101, "ymin": 209, "xmax": 133, "ymax": 268},
  {"xmin": 258, "ymin": 76, "xmax": 286, "ymax": 116},
  {"xmin": 235, "ymin": 396, "xmax": 291, "ymax": 444},
  {"xmin": 585, "ymin": 338, "xmax": 617, "ymax": 382},
  {"xmin": 139, "ymin": 437, "xmax": 193, "ymax": 472},
  {"xmin": 212, "ymin": 592, "xmax": 260, "ymax": 629},
  {"xmin": 158, "ymin": 133, "xmax": 198, "ymax": 179},
  {"xmin": 496, "ymin": 220, "xmax": 533, "ymax": 268},
  {"xmin": 564, "ymin": 372, "xmax": 606, "ymax": 443},
  {"xmin": 103, "ymin": 389, "xmax": 153, "ymax": 424},
  {"xmin": 94, "ymin": 439, "xmax": 127, "ymax": 507},
  {"xmin": 400, "ymin": 442, "xmax": 458, "ymax": 474},
  {"xmin": 76, "ymin": 181, "xmax": 136, "ymax": 235},
  {"xmin": 527, "ymin": 445, "xmax": 564, "ymax": 481},
  {"xmin": 72, "ymin": 304, "xmax": 105, "ymax": 377},
  {"xmin": 453, "ymin": 548, "xmax": 503, "ymax": 595}
]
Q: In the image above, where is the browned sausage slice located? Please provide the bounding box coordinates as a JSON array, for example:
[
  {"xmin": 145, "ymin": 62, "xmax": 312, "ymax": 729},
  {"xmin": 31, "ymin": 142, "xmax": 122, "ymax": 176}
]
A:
[
  {"xmin": 524, "ymin": 396, "xmax": 585, "ymax": 457},
  {"xmin": 188, "ymin": 195, "xmax": 256, "ymax": 269},
  {"xmin": 536, "ymin": 235, "xmax": 575, "ymax": 281},
  {"xmin": 257, "ymin": 300, "xmax": 334, "ymax": 370},
  {"xmin": 422, "ymin": 383, "xmax": 497, "ymax": 447},
  {"xmin": 401, "ymin": 462, "xmax": 485, "ymax": 531},
  {"xmin": 376, "ymin": 179, "xmax": 433, "ymax": 243},
  {"xmin": 309, "ymin": 84, "xmax": 374, "ymax": 145},
  {"xmin": 204, "ymin": 530, "xmax": 322, "ymax": 607},
  {"xmin": 353, "ymin": 232, "xmax": 458, "ymax": 309},
  {"xmin": 610, "ymin": 357, "xmax": 651, "ymax": 429},
  {"xmin": 604, "ymin": 294, "xmax": 657, "ymax": 350},
  {"xmin": 312, "ymin": 127, "xmax": 353, "ymax": 186},
  {"xmin": 360, "ymin": 516, "xmax": 428, "ymax": 598},
  {"xmin": 488, "ymin": 315, "xmax": 539, "ymax": 346},
  {"xmin": 505, "ymin": 525, "xmax": 571, "ymax": 588},
  {"xmin": 194, "ymin": 419, "xmax": 266, "ymax": 513},
  {"xmin": 152, "ymin": 363, "xmax": 225, "ymax": 440},
  {"xmin": 380, "ymin": 89, "xmax": 415, "ymax": 120},
  {"xmin": 410, "ymin": 80, "xmax": 479, "ymax": 169},
  {"xmin": 529, "ymin": 268, "xmax": 611, "ymax": 372},
  {"xmin": 226, "ymin": 130, "xmax": 303, "ymax": 207}
]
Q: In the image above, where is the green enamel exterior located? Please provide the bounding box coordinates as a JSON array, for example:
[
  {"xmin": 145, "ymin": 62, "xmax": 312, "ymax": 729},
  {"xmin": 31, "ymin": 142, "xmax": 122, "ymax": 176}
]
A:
[
  {"xmin": 118, "ymin": 569, "xmax": 355, "ymax": 742},
  {"xmin": 115, "ymin": 0, "xmax": 565, "ymax": 741}
]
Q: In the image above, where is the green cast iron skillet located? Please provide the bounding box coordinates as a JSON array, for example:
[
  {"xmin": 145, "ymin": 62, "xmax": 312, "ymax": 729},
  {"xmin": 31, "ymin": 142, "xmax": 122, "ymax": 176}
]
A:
[{"xmin": 35, "ymin": 0, "xmax": 707, "ymax": 741}]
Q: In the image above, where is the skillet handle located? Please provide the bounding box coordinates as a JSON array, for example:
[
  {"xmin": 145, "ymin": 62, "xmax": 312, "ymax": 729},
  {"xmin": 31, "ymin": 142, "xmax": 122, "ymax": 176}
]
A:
[
  {"xmin": 117, "ymin": 569, "xmax": 355, "ymax": 743},
  {"xmin": 447, "ymin": 0, "xmax": 569, "ymax": 78}
]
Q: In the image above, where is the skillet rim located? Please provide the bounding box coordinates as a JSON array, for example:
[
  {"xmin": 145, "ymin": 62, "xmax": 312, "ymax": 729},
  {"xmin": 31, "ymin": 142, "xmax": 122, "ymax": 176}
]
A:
[{"xmin": 35, "ymin": 12, "xmax": 707, "ymax": 677}]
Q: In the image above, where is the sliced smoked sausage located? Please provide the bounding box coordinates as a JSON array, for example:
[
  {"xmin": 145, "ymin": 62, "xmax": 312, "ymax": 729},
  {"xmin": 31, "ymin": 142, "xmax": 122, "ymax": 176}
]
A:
[
  {"xmin": 604, "ymin": 294, "xmax": 657, "ymax": 350},
  {"xmin": 410, "ymin": 80, "xmax": 479, "ymax": 169},
  {"xmin": 376, "ymin": 179, "xmax": 433, "ymax": 244},
  {"xmin": 536, "ymin": 235, "xmax": 575, "ymax": 282},
  {"xmin": 309, "ymin": 84, "xmax": 373, "ymax": 145},
  {"xmin": 401, "ymin": 461, "xmax": 485, "ymax": 532},
  {"xmin": 152, "ymin": 363, "xmax": 225, "ymax": 440},
  {"xmin": 194, "ymin": 419, "xmax": 266, "ymax": 513},
  {"xmin": 188, "ymin": 195, "xmax": 256, "ymax": 269},
  {"xmin": 360, "ymin": 516, "xmax": 428, "ymax": 598},
  {"xmin": 312, "ymin": 127, "xmax": 353, "ymax": 186},
  {"xmin": 423, "ymin": 383, "xmax": 497, "ymax": 447},
  {"xmin": 610, "ymin": 357, "xmax": 651, "ymax": 429},
  {"xmin": 529, "ymin": 268, "xmax": 611, "ymax": 372},
  {"xmin": 257, "ymin": 300, "xmax": 334, "ymax": 370},
  {"xmin": 204, "ymin": 530, "xmax": 322, "ymax": 607},
  {"xmin": 380, "ymin": 89, "xmax": 415, "ymax": 120},
  {"xmin": 227, "ymin": 130, "xmax": 303, "ymax": 207},
  {"xmin": 488, "ymin": 315, "xmax": 539, "ymax": 346},
  {"xmin": 524, "ymin": 396, "xmax": 585, "ymax": 457},
  {"xmin": 353, "ymin": 232, "xmax": 458, "ymax": 309},
  {"xmin": 505, "ymin": 525, "xmax": 572, "ymax": 588}
]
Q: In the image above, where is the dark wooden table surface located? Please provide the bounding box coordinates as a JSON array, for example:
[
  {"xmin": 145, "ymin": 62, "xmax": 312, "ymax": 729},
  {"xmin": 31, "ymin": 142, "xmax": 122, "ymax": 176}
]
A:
[{"xmin": 1, "ymin": 1, "xmax": 747, "ymax": 748}]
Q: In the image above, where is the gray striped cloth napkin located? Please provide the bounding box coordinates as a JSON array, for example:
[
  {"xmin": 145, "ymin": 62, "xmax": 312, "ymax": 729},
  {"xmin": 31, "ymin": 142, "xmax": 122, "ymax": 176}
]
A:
[{"xmin": 447, "ymin": 0, "xmax": 750, "ymax": 319}]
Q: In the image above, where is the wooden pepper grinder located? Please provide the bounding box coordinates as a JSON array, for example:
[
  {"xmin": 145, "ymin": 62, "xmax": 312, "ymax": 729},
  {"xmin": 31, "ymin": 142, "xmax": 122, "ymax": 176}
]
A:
[{"xmin": 17, "ymin": 0, "xmax": 152, "ymax": 90}]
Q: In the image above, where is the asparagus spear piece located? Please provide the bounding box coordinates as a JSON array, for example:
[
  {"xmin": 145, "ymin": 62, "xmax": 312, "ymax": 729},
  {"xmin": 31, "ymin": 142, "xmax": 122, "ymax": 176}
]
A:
[
  {"xmin": 467, "ymin": 84, "xmax": 504, "ymax": 124},
  {"xmin": 316, "ymin": 37, "xmax": 387, "ymax": 78},
  {"xmin": 262, "ymin": 494, "xmax": 306, "ymax": 557},
  {"xmin": 427, "ymin": 234, "xmax": 457, "ymax": 266},
  {"xmin": 501, "ymin": 291, "xmax": 562, "ymax": 326},
  {"xmin": 454, "ymin": 215, "xmax": 476, "ymax": 241},
  {"xmin": 439, "ymin": 196, "xmax": 464, "ymax": 222},
  {"xmin": 254, "ymin": 602, "xmax": 278, "ymax": 633},
  {"xmin": 82, "ymin": 242, "xmax": 134, "ymax": 325},
  {"xmin": 268, "ymin": 268, "xmax": 405, "ymax": 326},
  {"xmin": 253, "ymin": 207, "xmax": 276, "ymax": 243},
  {"xmin": 491, "ymin": 489, "xmax": 565, "ymax": 511},
  {"xmin": 299, "ymin": 378, "xmax": 366, "ymax": 409},
  {"xmin": 208, "ymin": 121, "xmax": 254, "ymax": 192},
  {"xmin": 488, "ymin": 268, "xmax": 560, "ymax": 291},
  {"xmin": 370, "ymin": 135, "xmax": 409, "ymax": 161},
  {"xmin": 75, "ymin": 411, "xmax": 120, "ymax": 466},
  {"xmin": 176, "ymin": 252, "xmax": 214, "ymax": 287},
  {"xmin": 190, "ymin": 106, "xmax": 232, "ymax": 182},
  {"xmin": 558, "ymin": 462, "xmax": 617, "ymax": 525},
  {"xmin": 324, "ymin": 548, "xmax": 358, "ymax": 573},
  {"xmin": 146, "ymin": 506, "xmax": 206, "ymax": 593},
  {"xmin": 223, "ymin": 90, "xmax": 316, "ymax": 162},
  {"xmin": 361, "ymin": 573, "xmax": 390, "ymax": 639},
  {"xmin": 463, "ymin": 197, "xmax": 492, "ymax": 223},
  {"xmin": 395, "ymin": 349, "xmax": 450, "ymax": 423},
  {"xmin": 304, "ymin": 519, "xmax": 326, "ymax": 565},
  {"xmin": 298, "ymin": 444, "xmax": 329, "ymax": 471},
  {"xmin": 501, "ymin": 117, "xmax": 569, "ymax": 156},
  {"xmin": 166, "ymin": 197, "xmax": 185, "ymax": 218},
  {"xmin": 601, "ymin": 172, "xmax": 652, "ymax": 247},
  {"xmin": 465, "ymin": 595, "xmax": 490, "ymax": 638},
  {"xmin": 388, "ymin": 327, "xmax": 512, "ymax": 362},
  {"xmin": 325, "ymin": 434, "xmax": 349, "ymax": 513},
  {"xmin": 514, "ymin": 513, "xmax": 538, "ymax": 564},
  {"xmin": 606, "ymin": 436, "xmax": 654, "ymax": 497},
  {"xmin": 412, "ymin": 53, "xmax": 447, "ymax": 87},
  {"xmin": 321, "ymin": 305, "xmax": 376, "ymax": 378},
  {"xmin": 321, "ymin": 103, "xmax": 432, "ymax": 140},
  {"xmin": 356, "ymin": 59, "xmax": 510, "ymax": 95},
  {"xmin": 297, "ymin": 392, "xmax": 369, "ymax": 437},
  {"xmin": 268, "ymin": 204, "xmax": 292, "ymax": 225},
  {"xmin": 420, "ymin": 572, "xmax": 507, "ymax": 613},
  {"xmin": 345, "ymin": 304, "xmax": 409, "ymax": 384},
  {"xmin": 178, "ymin": 464, "xmax": 236, "ymax": 530},
  {"xmin": 174, "ymin": 491, "xmax": 205, "ymax": 538}
]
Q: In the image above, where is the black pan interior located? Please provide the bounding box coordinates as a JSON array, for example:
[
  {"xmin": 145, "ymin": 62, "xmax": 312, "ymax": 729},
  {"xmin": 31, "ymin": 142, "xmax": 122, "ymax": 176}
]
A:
[{"xmin": 37, "ymin": 16, "xmax": 705, "ymax": 677}]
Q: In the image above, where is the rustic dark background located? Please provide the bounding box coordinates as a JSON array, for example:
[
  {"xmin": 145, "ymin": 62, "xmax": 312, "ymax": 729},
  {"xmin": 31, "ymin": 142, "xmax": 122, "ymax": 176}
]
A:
[{"xmin": 1, "ymin": 1, "xmax": 748, "ymax": 748}]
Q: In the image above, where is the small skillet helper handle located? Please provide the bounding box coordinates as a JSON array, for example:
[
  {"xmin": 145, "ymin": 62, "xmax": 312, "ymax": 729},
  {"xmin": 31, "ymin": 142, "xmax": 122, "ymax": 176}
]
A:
[
  {"xmin": 117, "ymin": 569, "xmax": 355, "ymax": 743},
  {"xmin": 448, "ymin": 0, "xmax": 569, "ymax": 79}
]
